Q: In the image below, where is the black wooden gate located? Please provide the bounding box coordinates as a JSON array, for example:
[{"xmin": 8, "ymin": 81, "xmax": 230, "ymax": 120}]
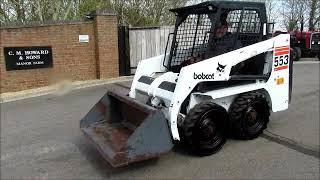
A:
[{"xmin": 118, "ymin": 26, "xmax": 131, "ymax": 76}]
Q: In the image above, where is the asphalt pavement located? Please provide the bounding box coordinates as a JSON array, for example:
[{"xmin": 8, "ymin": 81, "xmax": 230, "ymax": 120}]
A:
[{"xmin": 1, "ymin": 61, "xmax": 319, "ymax": 179}]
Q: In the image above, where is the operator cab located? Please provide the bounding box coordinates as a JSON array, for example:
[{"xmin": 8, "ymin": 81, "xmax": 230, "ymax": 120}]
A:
[{"xmin": 165, "ymin": 1, "xmax": 269, "ymax": 76}]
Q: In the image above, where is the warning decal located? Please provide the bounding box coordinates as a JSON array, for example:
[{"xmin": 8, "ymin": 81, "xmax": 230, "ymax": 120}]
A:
[{"xmin": 274, "ymin": 46, "xmax": 289, "ymax": 71}]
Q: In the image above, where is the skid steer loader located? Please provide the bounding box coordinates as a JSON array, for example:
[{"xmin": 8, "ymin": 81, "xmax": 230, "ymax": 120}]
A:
[{"xmin": 80, "ymin": 1, "xmax": 293, "ymax": 167}]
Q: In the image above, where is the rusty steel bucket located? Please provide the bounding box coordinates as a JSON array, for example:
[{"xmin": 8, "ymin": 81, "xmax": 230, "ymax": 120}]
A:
[{"xmin": 80, "ymin": 90, "xmax": 173, "ymax": 167}]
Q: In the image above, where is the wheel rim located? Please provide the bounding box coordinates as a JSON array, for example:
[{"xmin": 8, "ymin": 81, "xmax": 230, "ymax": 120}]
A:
[
  {"xmin": 245, "ymin": 100, "xmax": 266, "ymax": 134},
  {"xmin": 195, "ymin": 109, "xmax": 224, "ymax": 147}
]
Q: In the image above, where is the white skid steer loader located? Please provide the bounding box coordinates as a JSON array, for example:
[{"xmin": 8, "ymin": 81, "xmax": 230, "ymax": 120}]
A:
[{"xmin": 80, "ymin": 1, "xmax": 293, "ymax": 167}]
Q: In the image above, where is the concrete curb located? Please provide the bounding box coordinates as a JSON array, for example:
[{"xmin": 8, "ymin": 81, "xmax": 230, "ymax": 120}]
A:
[
  {"xmin": 0, "ymin": 76, "xmax": 134, "ymax": 103},
  {"xmin": 294, "ymin": 61, "xmax": 319, "ymax": 64}
]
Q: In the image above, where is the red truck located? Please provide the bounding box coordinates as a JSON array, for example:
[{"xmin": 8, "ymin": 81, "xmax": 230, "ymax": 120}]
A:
[{"xmin": 274, "ymin": 30, "xmax": 320, "ymax": 61}]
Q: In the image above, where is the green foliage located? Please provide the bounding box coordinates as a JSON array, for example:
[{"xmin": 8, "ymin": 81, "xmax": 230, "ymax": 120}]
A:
[
  {"xmin": 3, "ymin": 0, "xmax": 315, "ymax": 29},
  {"xmin": 78, "ymin": 0, "xmax": 112, "ymax": 18},
  {"xmin": 288, "ymin": 20, "xmax": 298, "ymax": 31},
  {"xmin": 0, "ymin": 0, "xmax": 187, "ymax": 26},
  {"xmin": 113, "ymin": 0, "xmax": 187, "ymax": 26}
]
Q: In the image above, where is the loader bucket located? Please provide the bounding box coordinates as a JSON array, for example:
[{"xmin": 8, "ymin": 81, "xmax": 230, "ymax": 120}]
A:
[{"xmin": 80, "ymin": 90, "xmax": 173, "ymax": 167}]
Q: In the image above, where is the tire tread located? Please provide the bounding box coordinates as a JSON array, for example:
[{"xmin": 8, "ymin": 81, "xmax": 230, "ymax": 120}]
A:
[
  {"xmin": 228, "ymin": 91, "xmax": 270, "ymax": 139},
  {"xmin": 183, "ymin": 102, "xmax": 227, "ymax": 155}
]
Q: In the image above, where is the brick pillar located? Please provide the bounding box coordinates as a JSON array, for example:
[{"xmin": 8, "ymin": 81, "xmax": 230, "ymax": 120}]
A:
[{"xmin": 93, "ymin": 9, "xmax": 119, "ymax": 79}]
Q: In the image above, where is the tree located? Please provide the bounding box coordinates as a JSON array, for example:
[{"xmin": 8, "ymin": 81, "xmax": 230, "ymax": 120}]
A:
[
  {"xmin": 308, "ymin": 0, "xmax": 320, "ymax": 30},
  {"xmin": 264, "ymin": 0, "xmax": 277, "ymax": 23},
  {"xmin": 279, "ymin": 0, "xmax": 320, "ymax": 31},
  {"xmin": 280, "ymin": 0, "xmax": 309, "ymax": 31},
  {"xmin": 112, "ymin": 0, "xmax": 187, "ymax": 26},
  {"xmin": 1, "ymin": 0, "xmax": 28, "ymax": 23},
  {"xmin": 1, "ymin": 0, "xmax": 84, "ymax": 23},
  {"xmin": 0, "ymin": 0, "xmax": 188, "ymax": 26}
]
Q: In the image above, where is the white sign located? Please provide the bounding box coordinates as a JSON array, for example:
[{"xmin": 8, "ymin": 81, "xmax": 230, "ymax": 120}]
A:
[{"xmin": 79, "ymin": 35, "xmax": 89, "ymax": 43}]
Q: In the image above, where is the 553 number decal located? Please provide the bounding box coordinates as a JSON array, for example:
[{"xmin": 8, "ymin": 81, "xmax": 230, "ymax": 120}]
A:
[
  {"xmin": 274, "ymin": 46, "xmax": 290, "ymax": 71},
  {"xmin": 274, "ymin": 55, "xmax": 289, "ymax": 67}
]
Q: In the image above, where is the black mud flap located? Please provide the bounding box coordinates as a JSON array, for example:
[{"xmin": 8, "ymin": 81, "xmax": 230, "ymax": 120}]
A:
[{"xmin": 80, "ymin": 91, "xmax": 173, "ymax": 167}]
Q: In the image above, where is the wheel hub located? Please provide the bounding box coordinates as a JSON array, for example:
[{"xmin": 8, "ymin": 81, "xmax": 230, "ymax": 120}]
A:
[
  {"xmin": 246, "ymin": 107, "xmax": 258, "ymax": 126},
  {"xmin": 199, "ymin": 118, "xmax": 217, "ymax": 140}
]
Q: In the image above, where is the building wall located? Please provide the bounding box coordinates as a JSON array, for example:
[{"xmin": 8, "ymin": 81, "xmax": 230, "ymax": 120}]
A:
[{"xmin": 0, "ymin": 10, "xmax": 119, "ymax": 93}]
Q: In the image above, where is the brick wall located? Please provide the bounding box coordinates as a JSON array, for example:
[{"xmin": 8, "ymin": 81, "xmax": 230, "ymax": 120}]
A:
[
  {"xmin": 0, "ymin": 9, "xmax": 119, "ymax": 93},
  {"xmin": 94, "ymin": 9, "xmax": 119, "ymax": 79}
]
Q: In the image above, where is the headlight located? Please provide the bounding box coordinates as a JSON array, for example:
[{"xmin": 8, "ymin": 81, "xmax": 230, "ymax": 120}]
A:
[
  {"xmin": 318, "ymin": 41, "xmax": 320, "ymax": 44},
  {"xmin": 312, "ymin": 41, "xmax": 315, "ymax": 44}
]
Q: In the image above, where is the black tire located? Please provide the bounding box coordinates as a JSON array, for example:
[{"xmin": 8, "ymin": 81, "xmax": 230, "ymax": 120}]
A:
[
  {"xmin": 295, "ymin": 47, "xmax": 301, "ymax": 60},
  {"xmin": 183, "ymin": 102, "xmax": 228, "ymax": 156},
  {"xmin": 291, "ymin": 47, "xmax": 300, "ymax": 61},
  {"xmin": 228, "ymin": 91, "xmax": 270, "ymax": 140}
]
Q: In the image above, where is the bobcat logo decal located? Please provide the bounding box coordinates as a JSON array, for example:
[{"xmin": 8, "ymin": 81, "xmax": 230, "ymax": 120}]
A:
[{"xmin": 216, "ymin": 62, "xmax": 226, "ymax": 73}]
